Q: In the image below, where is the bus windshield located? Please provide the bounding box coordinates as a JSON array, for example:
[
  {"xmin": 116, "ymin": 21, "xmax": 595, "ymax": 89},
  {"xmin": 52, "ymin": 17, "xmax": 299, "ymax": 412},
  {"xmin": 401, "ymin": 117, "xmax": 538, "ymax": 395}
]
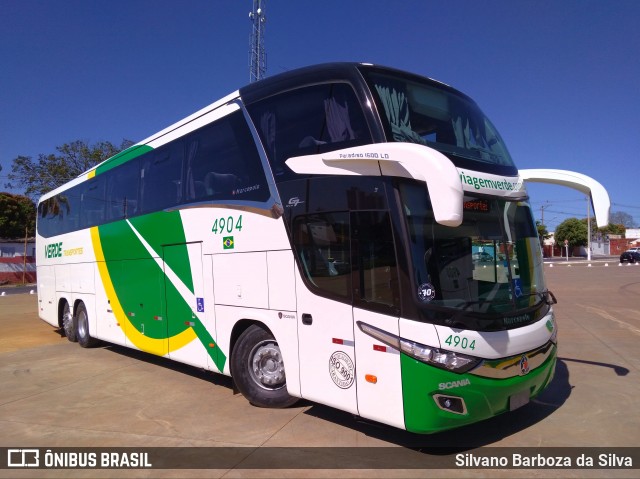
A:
[
  {"xmin": 362, "ymin": 69, "xmax": 516, "ymax": 172},
  {"xmin": 399, "ymin": 181, "xmax": 547, "ymax": 324}
]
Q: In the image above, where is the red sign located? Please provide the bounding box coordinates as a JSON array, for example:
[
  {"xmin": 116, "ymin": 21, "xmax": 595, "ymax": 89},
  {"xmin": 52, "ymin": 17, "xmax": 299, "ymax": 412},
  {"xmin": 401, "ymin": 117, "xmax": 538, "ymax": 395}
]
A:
[{"xmin": 463, "ymin": 199, "xmax": 490, "ymax": 213}]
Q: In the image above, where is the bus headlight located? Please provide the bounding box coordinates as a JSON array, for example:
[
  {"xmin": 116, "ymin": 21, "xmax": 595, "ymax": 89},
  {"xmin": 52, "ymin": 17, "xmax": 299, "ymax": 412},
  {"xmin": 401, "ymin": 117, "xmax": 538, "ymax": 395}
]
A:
[
  {"xmin": 399, "ymin": 338, "xmax": 433, "ymax": 362},
  {"xmin": 357, "ymin": 321, "xmax": 481, "ymax": 373},
  {"xmin": 400, "ymin": 338, "xmax": 479, "ymax": 373}
]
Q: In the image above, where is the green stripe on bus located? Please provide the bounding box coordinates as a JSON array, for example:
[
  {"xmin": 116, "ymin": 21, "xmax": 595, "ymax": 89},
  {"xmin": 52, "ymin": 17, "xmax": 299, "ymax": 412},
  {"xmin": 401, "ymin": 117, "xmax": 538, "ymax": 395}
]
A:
[
  {"xmin": 400, "ymin": 348, "xmax": 556, "ymax": 434},
  {"xmin": 94, "ymin": 144, "xmax": 154, "ymax": 175},
  {"xmin": 98, "ymin": 212, "xmax": 226, "ymax": 370},
  {"xmin": 129, "ymin": 213, "xmax": 194, "ymax": 293}
]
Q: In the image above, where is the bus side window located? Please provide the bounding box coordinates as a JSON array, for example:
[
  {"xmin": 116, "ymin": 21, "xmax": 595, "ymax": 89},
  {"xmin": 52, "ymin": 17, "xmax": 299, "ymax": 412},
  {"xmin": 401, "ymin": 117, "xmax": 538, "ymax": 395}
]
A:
[
  {"xmin": 79, "ymin": 175, "xmax": 106, "ymax": 229},
  {"xmin": 105, "ymin": 158, "xmax": 140, "ymax": 221},
  {"xmin": 184, "ymin": 110, "xmax": 269, "ymax": 204},
  {"xmin": 139, "ymin": 142, "xmax": 183, "ymax": 214},
  {"xmin": 62, "ymin": 189, "xmax": 82, "ymax": 233},
  {"xmin": 352, "ymin": 211, "xmax": 399, "ymax": 310},
  {"xmin": 293, "ymin": 212, "xmax": 351, "ymax": 300},
  {"xmin": 247, "ymin": 83, "xmax": 371, "ymax": 180},
  {"xmin": 38, "ymin": 195, "xmax": 68, "ymax": 237}
]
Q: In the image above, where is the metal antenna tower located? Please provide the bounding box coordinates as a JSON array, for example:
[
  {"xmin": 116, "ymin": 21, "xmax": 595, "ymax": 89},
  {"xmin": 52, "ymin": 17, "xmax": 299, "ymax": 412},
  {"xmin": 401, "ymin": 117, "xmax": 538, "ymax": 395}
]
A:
[{"xmin": 248, "ymin": 0, "xmax": 266, "ymax": 83}]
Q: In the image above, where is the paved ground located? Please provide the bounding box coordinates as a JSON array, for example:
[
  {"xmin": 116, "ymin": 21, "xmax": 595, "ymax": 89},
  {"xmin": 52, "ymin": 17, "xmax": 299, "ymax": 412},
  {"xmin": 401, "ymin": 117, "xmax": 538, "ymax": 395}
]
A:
[
  {"xmin": 0, "ymin": 263, "xmax": 638, "ymax": 478},
  {"xmin": 0, "ymin": 284, "xmax": 37, "ymax": 297}
]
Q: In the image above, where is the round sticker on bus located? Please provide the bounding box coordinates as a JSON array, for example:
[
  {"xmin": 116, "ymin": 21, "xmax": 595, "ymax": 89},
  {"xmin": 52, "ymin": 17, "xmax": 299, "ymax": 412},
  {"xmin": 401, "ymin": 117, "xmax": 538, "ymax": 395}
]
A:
[
  {"xmin": 329, "ymin": 351, "xmax": 355, "ymax": 389},
  {"xmin": 418, "ymin": 283, "xmax": 436, "ymax": 302}
]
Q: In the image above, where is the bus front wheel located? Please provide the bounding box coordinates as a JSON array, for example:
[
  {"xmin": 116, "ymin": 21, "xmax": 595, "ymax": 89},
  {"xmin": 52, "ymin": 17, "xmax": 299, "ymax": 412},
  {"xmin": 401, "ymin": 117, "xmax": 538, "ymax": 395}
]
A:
[
  {"xmin": 62, "ymin": 301, "xmax": 77, "ymax": 342},
  {"xmin": 74, "ymin": 302, "xmax": 98, "ymax": 348},
  {"xmin": 231, "ymin": 324, "xmax": 298, "ymax": 408}
]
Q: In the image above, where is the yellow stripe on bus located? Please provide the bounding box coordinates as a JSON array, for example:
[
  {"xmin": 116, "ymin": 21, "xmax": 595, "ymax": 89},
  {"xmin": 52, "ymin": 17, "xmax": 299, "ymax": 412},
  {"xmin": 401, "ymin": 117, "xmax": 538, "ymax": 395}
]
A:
[{"xmin": 90, "ymin": 226, "xmax": 197, "ymax": 355}]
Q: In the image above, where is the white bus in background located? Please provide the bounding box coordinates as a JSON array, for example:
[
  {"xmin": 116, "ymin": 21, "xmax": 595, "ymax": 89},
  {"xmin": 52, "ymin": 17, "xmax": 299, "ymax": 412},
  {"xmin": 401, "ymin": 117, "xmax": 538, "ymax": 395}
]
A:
[{"xmin": 36, "ymin": 63, "xmax": 610, "ymax": 433}]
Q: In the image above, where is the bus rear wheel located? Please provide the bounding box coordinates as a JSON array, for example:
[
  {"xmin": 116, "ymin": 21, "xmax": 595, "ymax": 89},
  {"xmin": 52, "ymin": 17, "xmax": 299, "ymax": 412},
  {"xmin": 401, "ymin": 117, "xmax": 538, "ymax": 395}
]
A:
[
  {"xmin": 74, "ymin": 302, "xmax": 98, "ymax": 348},
  {"xmin": 62, "ymin": 301, "xmax": 77, "ymax": 342},
  {"xmin": 231, "ymin": 324, "xmax": 298, "ymax": 408}
]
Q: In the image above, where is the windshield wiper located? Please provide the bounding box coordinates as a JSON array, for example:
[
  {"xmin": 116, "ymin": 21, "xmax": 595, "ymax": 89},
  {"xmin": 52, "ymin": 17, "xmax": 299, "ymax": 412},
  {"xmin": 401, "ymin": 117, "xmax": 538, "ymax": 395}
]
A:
[
  {"xmin": 536, "ymin": 290, "xmax": 557, "ymax": 305},
  {"xmin": 447, "ymin": 290, "xmax": 556, "ymax": 322},
  {"xmin": 453, "ymin": 297, "xmax": 511, "ymax": 311},
  {"xmin": 511, "ymin": 289, "xmax": 557, "ymax": 305},
  {"xmin": 446, "ymin": 297, "xmax": 512, "ymax": 324}
]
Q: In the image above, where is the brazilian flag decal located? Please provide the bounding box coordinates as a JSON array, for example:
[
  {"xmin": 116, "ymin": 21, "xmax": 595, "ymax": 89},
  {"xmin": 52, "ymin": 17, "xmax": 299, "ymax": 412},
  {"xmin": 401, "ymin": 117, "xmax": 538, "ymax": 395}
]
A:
[{"xmin": 223, "ymin": 236, "xmax": 234, "ymax": 249}]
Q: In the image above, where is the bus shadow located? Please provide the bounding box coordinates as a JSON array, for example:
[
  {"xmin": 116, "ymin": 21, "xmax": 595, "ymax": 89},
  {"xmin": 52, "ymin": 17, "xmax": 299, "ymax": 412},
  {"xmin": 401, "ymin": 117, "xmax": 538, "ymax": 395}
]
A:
[
  {"xmin": 557, "ymin": 356, "xmax": 629, "ymax": 376},
  {"xmin": 101, "ymin": 343, "xmax": 235, "ymax": 390},
  {"xmin": 303, "ymin": 357, "xmax": 581, "ymax": 450},
  {"xmin": 96, "ymin": 345, "xmax": 629, "ymax": 450}
]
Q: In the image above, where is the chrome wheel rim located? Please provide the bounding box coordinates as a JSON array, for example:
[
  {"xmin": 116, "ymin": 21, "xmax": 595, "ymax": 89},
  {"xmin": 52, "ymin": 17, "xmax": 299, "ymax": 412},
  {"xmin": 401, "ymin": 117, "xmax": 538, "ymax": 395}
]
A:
[
  {"xmin": 77, "ymin": 310, "xmax": 87, "ymax": 338},
  {"xmin": 248, "ymin": 340, "xmax": 286, "ymax": 390}
]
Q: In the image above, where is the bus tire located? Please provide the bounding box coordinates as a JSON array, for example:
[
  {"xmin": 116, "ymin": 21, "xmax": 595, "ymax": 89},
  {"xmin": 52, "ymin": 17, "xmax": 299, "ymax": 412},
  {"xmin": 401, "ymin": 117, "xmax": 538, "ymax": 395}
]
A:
[
  {"xmin": 74, "ymin": 302, "xmax": 98, "ymax": 348},
  {"xmin": 62, "ymin": 301, "xmax": 77, "ymax": 342},
  {"xmin": 231, "ymin": 324, "xmax": 298, "ymax": 408}
]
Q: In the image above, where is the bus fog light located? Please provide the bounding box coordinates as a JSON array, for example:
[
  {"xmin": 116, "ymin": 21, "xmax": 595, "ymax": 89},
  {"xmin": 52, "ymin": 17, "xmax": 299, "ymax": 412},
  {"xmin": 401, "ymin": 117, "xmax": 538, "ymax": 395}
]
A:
[{"xmin": 434, "ymin": 394, "xmax": 467, "ymax": 415}]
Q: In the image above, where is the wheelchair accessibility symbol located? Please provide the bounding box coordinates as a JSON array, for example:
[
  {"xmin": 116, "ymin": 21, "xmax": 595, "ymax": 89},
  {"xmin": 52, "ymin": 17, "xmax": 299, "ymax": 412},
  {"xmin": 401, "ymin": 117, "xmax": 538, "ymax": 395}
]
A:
[{"xmin": 512, "ymin": 279, "xmax": 523, "ymax": 298}]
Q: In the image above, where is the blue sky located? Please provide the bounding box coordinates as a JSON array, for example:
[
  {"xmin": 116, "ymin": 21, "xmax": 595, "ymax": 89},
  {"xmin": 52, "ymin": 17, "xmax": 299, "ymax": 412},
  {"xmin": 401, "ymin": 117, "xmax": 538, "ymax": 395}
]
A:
[{"xmin": 1, "ymin": 0, "xmax": 638, "ymax": 230}]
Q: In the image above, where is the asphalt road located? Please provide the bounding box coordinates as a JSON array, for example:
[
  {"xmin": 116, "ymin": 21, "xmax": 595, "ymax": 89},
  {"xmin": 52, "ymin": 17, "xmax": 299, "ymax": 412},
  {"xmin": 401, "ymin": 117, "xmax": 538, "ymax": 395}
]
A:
[{"xmin": 0, "ymin": 263, "xmax": 638, "ymax": 478}]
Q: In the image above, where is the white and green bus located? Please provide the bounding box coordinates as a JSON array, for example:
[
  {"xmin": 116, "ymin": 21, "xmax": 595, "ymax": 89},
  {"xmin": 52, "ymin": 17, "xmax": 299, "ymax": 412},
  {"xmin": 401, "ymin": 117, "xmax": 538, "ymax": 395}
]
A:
[{"xmin": 36, "ymin": 63, "xmax": 610, "ymax": 434}]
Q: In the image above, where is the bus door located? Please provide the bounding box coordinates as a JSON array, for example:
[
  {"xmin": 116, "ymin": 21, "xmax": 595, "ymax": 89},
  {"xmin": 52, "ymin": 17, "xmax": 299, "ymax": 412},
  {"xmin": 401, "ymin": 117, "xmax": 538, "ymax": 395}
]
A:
[
  {"xmin": 163, "ymin": 242, "xmax": 208, "ymax": 367},
  {"xmin": 351, "ymin": 210, "xmax": 405, "ymax": 430},
  {"xmin": 294, "ymin": 212, "xmax": 359, "ymax": 414},
  {"xmin": 294, "ymin": 210, "xmax": 403, "ymax": 422}
]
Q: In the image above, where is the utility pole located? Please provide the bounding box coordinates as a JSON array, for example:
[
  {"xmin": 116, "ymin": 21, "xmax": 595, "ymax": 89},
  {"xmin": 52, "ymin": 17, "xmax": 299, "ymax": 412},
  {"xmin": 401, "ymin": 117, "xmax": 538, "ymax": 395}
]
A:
[
  {"xmin": 249, "ymin": 0, "xmax": 266, "ymax": 83},
  {"xmin": 587, "ymin": 195, "xmax": 592, "ymax": 261},
  {"xmin": 540, "ymin": 201, "xmax": 550, "ymax": 227},
  {"xmin": 540, "ymin": 202, "xmax": 549, "ymax": 257}
]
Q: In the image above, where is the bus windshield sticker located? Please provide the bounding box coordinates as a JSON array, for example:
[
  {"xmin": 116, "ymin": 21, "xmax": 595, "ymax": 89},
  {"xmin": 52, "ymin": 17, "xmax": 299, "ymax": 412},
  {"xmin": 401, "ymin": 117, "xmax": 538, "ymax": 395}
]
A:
[
  {"xmin": 329, "ymin": 351, "xmax": 355, "ymax": 389},
  {"xmin": 418, "ymin": 282, "xmax": 436, "ymax": 302},
  {"xmin": 512, "ymin": 278, "xmax": 523, "ymax": 298}
]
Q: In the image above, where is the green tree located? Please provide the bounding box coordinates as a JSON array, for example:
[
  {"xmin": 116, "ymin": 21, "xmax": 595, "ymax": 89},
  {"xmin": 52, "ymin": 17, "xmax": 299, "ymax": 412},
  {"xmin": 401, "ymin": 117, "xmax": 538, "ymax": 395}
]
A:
[
  {"xmin": 6, "ymin": 139, "xmax": 133, "ymax": 199},
  {"xmin": 591, "ymin": 220, "xmax": 625, "ymax": 239},
  {"xmin": 554, "ymin": 218, "xmax": 588, "ymax": 250},
  {"xmin": 600, "ymin": 223, "xmax": 626, "ymax": 237},
  {"xmin": 536, "ymin": 220, "xmax": 550, "ymax": 239},
  {"xmin": 0, "ymin": 192, "xmax": 35, "ymax": 238}
]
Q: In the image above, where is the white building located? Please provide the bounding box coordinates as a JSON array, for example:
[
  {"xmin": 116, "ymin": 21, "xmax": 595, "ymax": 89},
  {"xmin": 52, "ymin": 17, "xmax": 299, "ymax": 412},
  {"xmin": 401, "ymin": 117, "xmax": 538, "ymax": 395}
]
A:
[{"xmin": 625, "ymin": 228, "xmax": 640, "ymax": 240}]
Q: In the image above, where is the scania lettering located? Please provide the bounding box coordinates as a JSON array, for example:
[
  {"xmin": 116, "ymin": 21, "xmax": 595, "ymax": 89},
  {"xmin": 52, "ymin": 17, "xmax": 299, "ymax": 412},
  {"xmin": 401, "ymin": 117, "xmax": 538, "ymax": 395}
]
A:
[
  {"xmin": 36, "ymin": 63, "xmax": 610, "ymax": 433},
  {"xmin": 439, "ymin": 379, "xmax": 471, "ymax": 390}
]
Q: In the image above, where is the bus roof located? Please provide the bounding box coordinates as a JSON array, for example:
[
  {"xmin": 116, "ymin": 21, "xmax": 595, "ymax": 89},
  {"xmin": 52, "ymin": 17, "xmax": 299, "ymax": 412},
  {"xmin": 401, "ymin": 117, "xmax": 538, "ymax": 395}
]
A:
[
  {"xmin": 239, "ymin": 62, "xmax": 459, "ymax": 106},
  {"xmin": 41, "ymin": 62, "xmax": 466, "ymax": 202}
]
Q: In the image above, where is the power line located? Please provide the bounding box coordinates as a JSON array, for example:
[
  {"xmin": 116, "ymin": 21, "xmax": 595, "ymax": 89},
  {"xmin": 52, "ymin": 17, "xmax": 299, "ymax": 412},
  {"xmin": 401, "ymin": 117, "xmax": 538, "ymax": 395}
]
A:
[
  {"xmin": 530, "ymin": 198, "xmax": 585, "ymax": 204},
  {"xmin": 612, "ymin": 202, "xmax": 640, "ymax": 210}
]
